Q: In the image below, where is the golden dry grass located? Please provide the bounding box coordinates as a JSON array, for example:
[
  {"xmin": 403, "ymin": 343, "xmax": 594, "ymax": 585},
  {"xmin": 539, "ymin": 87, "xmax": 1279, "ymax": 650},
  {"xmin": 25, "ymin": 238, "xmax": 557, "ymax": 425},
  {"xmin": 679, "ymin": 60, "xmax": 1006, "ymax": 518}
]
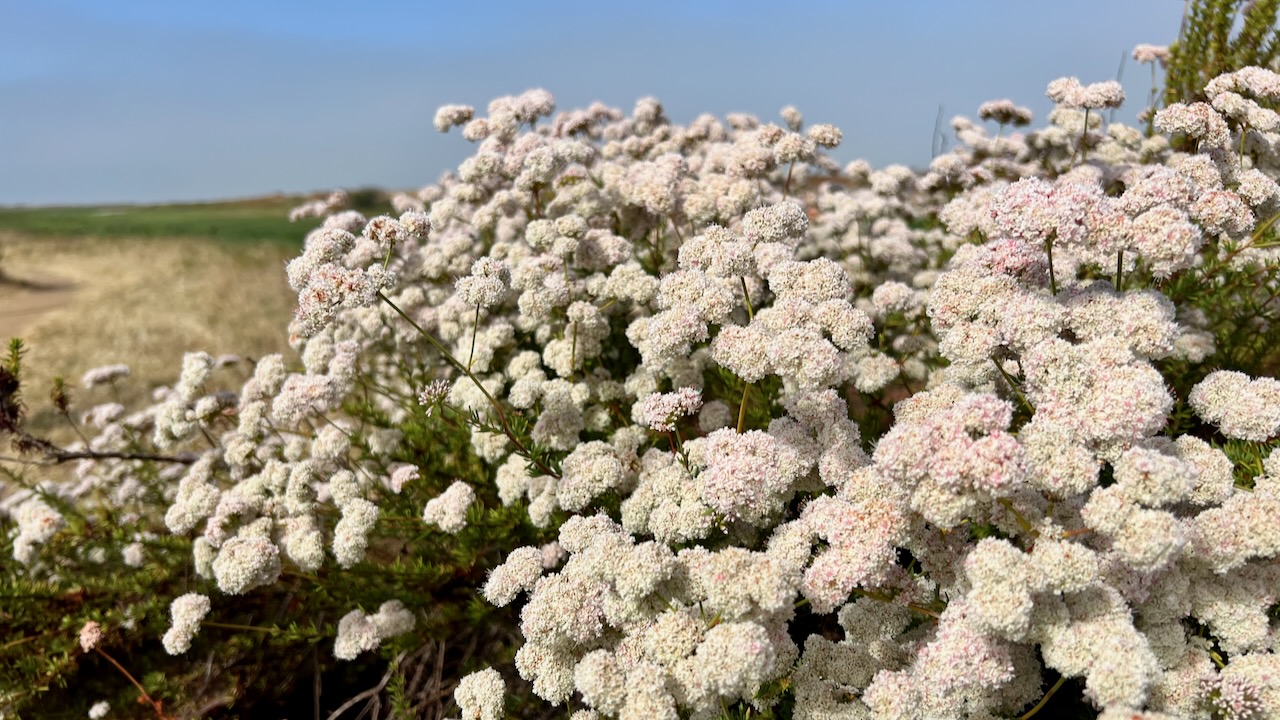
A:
[{"xmin": 0, "ymin": 231, "xmax": 297, "ymax": 437}]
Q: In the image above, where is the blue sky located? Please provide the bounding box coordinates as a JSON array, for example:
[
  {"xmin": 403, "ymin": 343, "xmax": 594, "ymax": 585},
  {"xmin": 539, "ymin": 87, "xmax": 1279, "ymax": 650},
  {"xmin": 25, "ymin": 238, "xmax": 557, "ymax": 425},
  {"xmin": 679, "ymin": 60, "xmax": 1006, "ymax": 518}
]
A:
[{"xmin": 1, "ymin": 1, "xmax": 1182, "ymax": 205}]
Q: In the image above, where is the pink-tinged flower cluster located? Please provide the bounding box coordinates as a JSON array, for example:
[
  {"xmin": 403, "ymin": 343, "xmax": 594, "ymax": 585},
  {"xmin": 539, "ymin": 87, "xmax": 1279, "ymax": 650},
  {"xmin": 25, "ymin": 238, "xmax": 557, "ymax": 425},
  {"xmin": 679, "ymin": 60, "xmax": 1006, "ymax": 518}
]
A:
[
  {"xmin": 978, "ymin": 99, "xmax": 1033, "ymax": 126},
  {"xmin": 798, "ymin": 492, "xmax": 908, "ymax": 613},
  {"xmin": 874, "ymin": 390, "xmax": 1029, "ymax": 528},
  {"xmin": 697, "ymin": 428, "xmax": 807, "ymax": 524},
  {"xmin": 1189, "ymin": 370, "xmax": 1280, "ymax": 441},
  {"xmin": 78, "ymin": 620, "xmax": 103, "ymax": 652},
  {"xmin": 1046, "ymin": 77, "xmax": 1126, "ymax": 110},
  {"xmin": 1154, "ymin": 102, "xmax": 1232, "ymax": 148},
  {"xmin": 288, "ymin": 189, "xmax": 349, "ymax": 222},
  {"xmin": 286, "ymin": 226, "xmax": 397, "ymax": 338},
  {"xmin": 1132, "ymin": 44, "xmax": 1171, "ymax": 65},
  {"xmin": 635, "ymin": 387, "xmax": 703, "ymax": 432}
]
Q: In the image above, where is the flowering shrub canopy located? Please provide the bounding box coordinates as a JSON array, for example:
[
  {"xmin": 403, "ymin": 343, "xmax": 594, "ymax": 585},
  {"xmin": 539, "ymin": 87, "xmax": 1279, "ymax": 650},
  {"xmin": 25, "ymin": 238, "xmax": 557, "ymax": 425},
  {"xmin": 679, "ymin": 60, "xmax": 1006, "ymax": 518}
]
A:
[{"xmin": 8, "ymin": 60, "xmax": 1280, "ymax": 720}]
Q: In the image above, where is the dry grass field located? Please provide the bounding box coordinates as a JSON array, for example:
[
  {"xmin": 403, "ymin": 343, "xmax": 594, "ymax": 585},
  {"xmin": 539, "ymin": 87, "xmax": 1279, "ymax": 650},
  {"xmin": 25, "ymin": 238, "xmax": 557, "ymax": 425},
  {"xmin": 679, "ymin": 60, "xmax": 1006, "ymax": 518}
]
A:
[{"xmin": 0, "ymin": 199, "xmax": 312, "ymax": 436}]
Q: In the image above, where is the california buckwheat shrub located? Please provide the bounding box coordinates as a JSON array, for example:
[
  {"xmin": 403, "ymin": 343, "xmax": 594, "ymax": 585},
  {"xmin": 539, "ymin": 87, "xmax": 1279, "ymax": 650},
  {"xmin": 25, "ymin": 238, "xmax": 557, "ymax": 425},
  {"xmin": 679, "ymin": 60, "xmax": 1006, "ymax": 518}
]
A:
[{"xmin": 13, "ymin": 63, "xmax": 1280, "ymax": 718}]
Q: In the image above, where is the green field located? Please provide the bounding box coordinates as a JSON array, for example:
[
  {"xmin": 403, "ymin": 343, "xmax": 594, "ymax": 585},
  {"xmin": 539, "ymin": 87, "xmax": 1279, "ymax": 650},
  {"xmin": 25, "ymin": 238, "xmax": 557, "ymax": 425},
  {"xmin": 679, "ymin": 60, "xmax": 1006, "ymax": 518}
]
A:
[{"xmin": 0, "ymin": 195, "xmax": 322, "ymax": 245}]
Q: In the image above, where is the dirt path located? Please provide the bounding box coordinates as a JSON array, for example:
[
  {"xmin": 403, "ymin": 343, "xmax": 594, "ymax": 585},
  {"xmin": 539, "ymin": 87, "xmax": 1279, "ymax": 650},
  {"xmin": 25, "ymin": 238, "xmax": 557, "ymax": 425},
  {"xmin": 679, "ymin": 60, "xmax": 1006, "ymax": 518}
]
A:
[{"xmin": 0, "ymin": 271, "xmax": 78, "ymax": 342}]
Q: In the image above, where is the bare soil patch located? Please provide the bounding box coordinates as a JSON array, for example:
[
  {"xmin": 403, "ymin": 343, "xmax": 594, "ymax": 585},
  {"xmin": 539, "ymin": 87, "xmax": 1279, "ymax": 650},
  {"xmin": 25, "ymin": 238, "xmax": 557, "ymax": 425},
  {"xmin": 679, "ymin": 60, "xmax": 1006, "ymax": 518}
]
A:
[{"xmin": 0, "ymin": 270, "xmax": 79, "ymax": 340}]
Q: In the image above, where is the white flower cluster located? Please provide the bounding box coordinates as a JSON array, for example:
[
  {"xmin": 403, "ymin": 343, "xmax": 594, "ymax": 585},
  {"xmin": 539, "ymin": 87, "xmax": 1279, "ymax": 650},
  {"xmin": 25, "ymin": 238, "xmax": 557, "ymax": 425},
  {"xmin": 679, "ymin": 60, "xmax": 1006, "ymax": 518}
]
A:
[
  {"xmin": 211, "ymin": 535, "xmax": 281, "ymax": 595},
  {"xmin": 456, "ymin": 257, "xmax": 512, "ymax": 309},
  {"xmin": 79, "ymin": 620, "xmax": 103, "ymax": 652},
  {"xmin": 285, "ymin": 221, "xmax": 403, "ymax": 338},
  {"xmin": 80, "ymin": 363, "xmax": 130, "ymax": 388},
  {"xmin": 1132, "ymin": 43, "xmax": 1170, "ymax": 65},
  {"xmin": 288, "ymin": 189, "xmax": 350, "ymax": 221},
  {"xmin": 978, "ymin": 99, "xmax": 1033, "ymax": 127},
  {"xmin": 635, "ymin": 387, "xmax": 702, "ymax": 432},
  {"xmin": 1189, "ymin": 370, "xmax": 1280, "ymax": 441},
  {"xmin": 161, "ymin": 593, "xmax": 211, "ymax": 655},
  {"xmin": 455, "ymin": 667, "xmax": 505, "ymax": 720},
  {"xmin": 1046, "ymin": 77, "xmax": 1126, "ymax": 110},
  {"xmin": 511, "ymin": 513, "xmax": 797, "ymax": 717},
  {"xmin": 7, "ymin": 496, "xmax": 64, "ymax": 565},
  {"xmin": 333, "ymin": 600, "xmax": 416, "ymax": 660},
  {"xmin": 421, "ymin": 480, "xmax": 475, "ymax": 533}
]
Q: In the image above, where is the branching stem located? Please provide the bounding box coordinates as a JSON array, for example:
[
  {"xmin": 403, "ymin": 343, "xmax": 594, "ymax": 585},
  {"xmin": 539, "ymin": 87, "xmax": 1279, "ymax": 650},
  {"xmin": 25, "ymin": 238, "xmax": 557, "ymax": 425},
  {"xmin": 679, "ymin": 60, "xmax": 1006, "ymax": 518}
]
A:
[
  {"xmin": 466, "ymin": 305, "xmax": 480, "ymax": 372},
  {"xmin": 203, "ymin": 621, "xmax": 282, "ymax": 635},
  {"xmin": 1044, "ymin": 237, "xmax": 1058, "ymax": 295},
  {"xmin": 1019, "ymin": 675, "xmax": 1066, "ymax": 720},
  {"xmin": 1077, "ymin": 108, "xmax": 1091, "ymax": 164},
  {"xmin": 736, "ymin": 276, "xmax": 757, "ymax": 434},
  {"xmin": 997, "ymin": 497, "xmax": 1038, "ymax": 538},
  {"xmin": 378, "ymin": 292, "xmax": 560, "ymax": 479},
  {"xmin": 570, "ymin": 320, "xmax": 579, "ymax": 380},
  {"xmin": 95, "ymin": 647, "xmax": 171, "ymax": 719},
  {"xmin": 991, "ymin": 359, "xmax": 1035, "ymax": 416},
  {"xmin": 0, "ymin": 449, "xmax": 198, "ymax": 466},
  {"xmin": 1240, "ymin": 122, "xmax": 1250, "ymax": 168}
]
